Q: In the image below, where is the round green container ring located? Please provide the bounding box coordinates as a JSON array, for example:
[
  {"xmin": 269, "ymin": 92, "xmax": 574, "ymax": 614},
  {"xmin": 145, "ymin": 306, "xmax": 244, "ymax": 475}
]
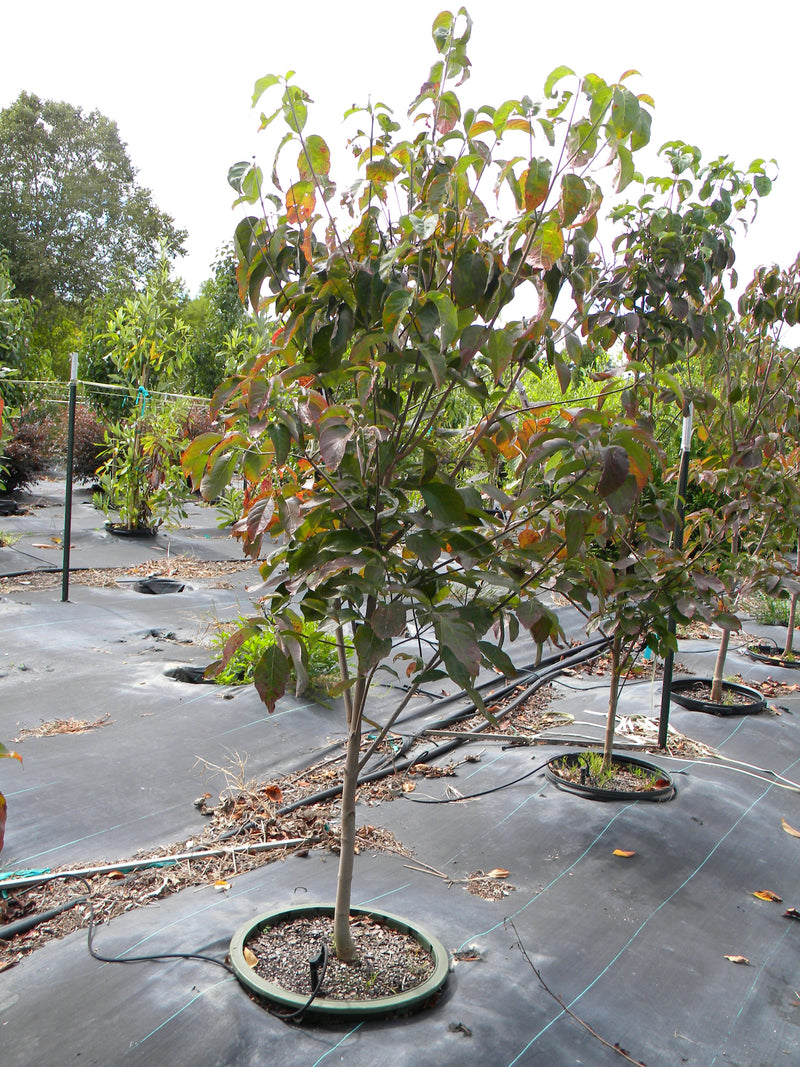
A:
[{"xmin": 229, "ymin": 903, "xmax": 450, "ymax": 1018}]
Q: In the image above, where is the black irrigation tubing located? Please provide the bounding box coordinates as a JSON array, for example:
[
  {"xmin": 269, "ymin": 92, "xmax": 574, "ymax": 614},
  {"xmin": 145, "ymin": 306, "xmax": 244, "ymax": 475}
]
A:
[{"xmin": 276, "ymin": 637, "xmax": 611, "ymax": 816}]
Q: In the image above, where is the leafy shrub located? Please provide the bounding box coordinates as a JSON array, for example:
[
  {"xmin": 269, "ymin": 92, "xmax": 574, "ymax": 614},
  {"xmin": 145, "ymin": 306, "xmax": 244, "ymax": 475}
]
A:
[
  {"xmin": 0, "ymin": 408, "xmax": 58, "ymax": 493},
  {"xmin": 211, "ymin": 615, "xmax": 347, "ymax": 691},
  {"xmin": 94, "ymin": 405, "xmax": 190, "ymax": 530},
  {"xmin": 61, "ymin": 403, "xmax": 109, "ymax": 484}
]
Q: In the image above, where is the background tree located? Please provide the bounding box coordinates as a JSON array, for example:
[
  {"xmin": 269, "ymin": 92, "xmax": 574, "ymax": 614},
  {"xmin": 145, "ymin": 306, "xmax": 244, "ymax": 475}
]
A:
[
  {"xmin": 0, "ymin": 91, "xmax": 186, "ymax": 374},
  {"xmin": 0, "ymin": 253, "xmax": 36, "ymax": 403},
  {"xmin": 180, "ymin": 245, "xmax": 267, "ymax": 398},
  {"xmin": 0, "ymin": 91, "xmax": 186, "ymax": 308}
]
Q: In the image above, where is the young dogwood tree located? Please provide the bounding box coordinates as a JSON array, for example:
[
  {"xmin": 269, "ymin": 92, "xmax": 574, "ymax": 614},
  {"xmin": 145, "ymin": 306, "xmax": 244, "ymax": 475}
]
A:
[{"xmin": 184, "ymin": 9, "xmax": 660, "ymax": 958}]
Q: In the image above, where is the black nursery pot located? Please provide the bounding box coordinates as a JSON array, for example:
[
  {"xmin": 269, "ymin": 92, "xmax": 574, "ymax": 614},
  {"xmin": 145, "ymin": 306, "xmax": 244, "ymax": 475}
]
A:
[
  {"xmin": 669, "ymin": 678, "xmax": 765, "ymax": 716},
  {"xmin": 747, "ymin": 640, "xmax": 800, "ymax": 669},
  {"xmin": 545, "ymin": 751, "xmax": 676, "ymax": 802},
  {"xmin": 104, "ymin": 520, "xmax": 158, "ymax": 538},
  {"xmin": 133, "ymin": 578, "xmax": 185, "ymax": 595}
]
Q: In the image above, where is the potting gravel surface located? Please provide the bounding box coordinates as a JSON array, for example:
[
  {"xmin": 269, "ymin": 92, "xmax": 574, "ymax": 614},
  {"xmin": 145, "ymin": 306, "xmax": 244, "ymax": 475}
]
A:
[
  {"xmin": 248, "ymin": 913, "xmax": 435, "ymax": 1000},
  {"xmin": 2, "ymin": 478, "xmax": 800, "ymax": 1065}
]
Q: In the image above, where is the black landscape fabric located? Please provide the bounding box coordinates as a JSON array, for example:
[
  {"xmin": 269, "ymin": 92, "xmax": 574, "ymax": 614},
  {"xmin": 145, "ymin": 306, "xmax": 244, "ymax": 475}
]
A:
[{"xmin": 2, "ymin": 484, "xmax": 800, "ymax": 1065}]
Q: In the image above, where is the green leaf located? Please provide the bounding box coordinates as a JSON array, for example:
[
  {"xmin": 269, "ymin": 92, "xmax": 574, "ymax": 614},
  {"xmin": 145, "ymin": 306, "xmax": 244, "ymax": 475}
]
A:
[
  {"xmin": 544, "ymin": 65, "xmax": 575, "ymax": 98},
  {"xmin": 405, "ymin": 531, "xmax": 442, "ymax": 565},
  {"xmin": 527, "ymin": 218, "xmax": 564, "ymax": 269},
  {"xmin": 201, "ymin": 451, "xmax": 238, "ymax": 502},
  {"xmin": 298, "ymin": 134, "xmax": 331, "ymax": 180},
  {"xmin": 253, "ymin": 645, "xmax": 291, "ymax": 713},
  {"xmin": 252, "ymin": 73, "xmax": 281, "ymax": 108},
  {"xmin": 354, "ymin": 624, "xmax": 392, "ymax": 673},
  {"xmin": 438, "ymin": 618, "xmax": 481, "ymax": 685},
  {"xmin": 268, "ymin": 423, "xmax": 291, "ymax": 466},
  {"xmin": 558, "ymin": 174, "xmax": 590, "ymax": 226},
  {"xmin": 478, "ymin": 641, "xmax": 518, "ymax": 679},
  {"xmin": 609, "ymin": 87, "xmax": 641, "ymax": 138},
  {"xmin": 382, "ymin": 289, "xmax": 413, "ymax": 340},
  {"xmin": 432, "ymin": 10, "xmax": 454, "ymax": 52},
  {"xmin": 615, "ymin": 145, "xmax": 635, "ymax": 193},
  {"xmin": 420, "ymin": 482, "xmax": 468, "ymax": 523},
  {"xmin": 565, "ymin": 509, "xmax": 589, "ymax": 558},
  {"xmin": 228, "ymin": 161, "xmax": 252, "ymax": 193},
  {"xmin": 452, "ymin": 251, "xmax": 489, "ymax": 309},
  {"xmin": 524, "ymin": 159, "xmax": 552, "ymax": 211},
  {"xmin": 424, "ymin": 291, "xmax": 458, "ymax": 348}
]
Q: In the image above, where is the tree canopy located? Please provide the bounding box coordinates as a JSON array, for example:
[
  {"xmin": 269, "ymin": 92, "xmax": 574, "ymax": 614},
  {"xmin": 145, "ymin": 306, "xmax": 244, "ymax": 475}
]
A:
[{"xmin": 0, "ymin": 91, "xmax": 186, "ymax": 312}]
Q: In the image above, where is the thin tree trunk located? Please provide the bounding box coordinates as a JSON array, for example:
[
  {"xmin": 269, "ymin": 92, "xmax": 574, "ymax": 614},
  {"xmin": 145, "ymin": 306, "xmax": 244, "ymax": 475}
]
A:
[
  {"xmin": 785, "ymin": 543, "xmax": 800, "ymax": 658},
  {"xmin": 333, "ymin": 690, "xmax": 363, "ymax": 962},
  {"xmin": 711, "ymin": 627, "xmax": 732, "ymax": 703},
  {"xmin": 785, "ymin": 592, "xmax": 798, "ymax": 658},
  {"xmin": 602, "ymin": 632, "xmax": 622, "ymax": 772}
]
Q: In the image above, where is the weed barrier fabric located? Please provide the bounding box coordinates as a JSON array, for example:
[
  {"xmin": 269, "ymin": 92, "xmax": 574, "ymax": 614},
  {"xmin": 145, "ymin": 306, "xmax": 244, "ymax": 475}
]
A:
[
  {"xmin": 3, "ymin": 690, "xmax": 800, "ymax": 1065},
  {"xmin": 0, "ymin": 478, "xmax": 245, "ymax": 578},
  {"xmin": 3, "ymin": 490, "xmax": 800, "ymax": 1062}
]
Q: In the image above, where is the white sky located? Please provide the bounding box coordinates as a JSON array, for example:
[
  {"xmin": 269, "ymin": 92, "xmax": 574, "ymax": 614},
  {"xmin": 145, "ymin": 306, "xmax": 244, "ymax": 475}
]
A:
[{"xmin": 2, "ymin": 0, "xmax": 796, "ymax": 297}]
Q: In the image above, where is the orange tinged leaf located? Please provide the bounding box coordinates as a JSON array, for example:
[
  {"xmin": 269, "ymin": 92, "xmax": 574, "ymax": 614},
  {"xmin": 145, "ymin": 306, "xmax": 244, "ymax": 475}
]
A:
[
  {"xmin": 264, "ymin": 784, "xmax": 283, "ymax": 803},
  {"xmin": 214, "ymin": 879, "xmax": 231, "ymax": 891},
  {"xmin": 518, "ymin": 526, "xmax": 541, "ymax": 549},
  {"xmin": 243, "ymin": 946, "xmax": 258, "ymax": 967},
  {"xmin": 613, "ymin": 849, "xmax": 636, "ymax": 858},
  {"xmin": 285, "ymin": 180, "xmax": 316, "ymax": 224},
  {"xmin": 401, "ymin": 781, "xmax": 416, "ymax": 793},
  {"xmin": 753, "ymin": 890, "xmax": 783, "ymax": 902},
  {"xmin": 487, "ymin": 868, "xmax": 510, "ymax": 879},
  {"xmin": 724, "ymin": 955, "xmax": 750, "ymax": 965},
  {"xmin": 782, "ymin": 817, "xmax": 800, "ymax": 838}
]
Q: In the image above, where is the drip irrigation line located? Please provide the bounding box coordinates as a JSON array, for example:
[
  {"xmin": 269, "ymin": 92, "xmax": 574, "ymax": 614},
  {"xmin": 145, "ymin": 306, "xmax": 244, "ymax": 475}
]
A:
[
  {"xmin": 402, "ymin": 758, "xmax": 553, "ymax": 804},
  {"xmin": 277, "ymin": 637, "xmax": 612, "ymax": 815},
  {"xmin": 0, "ymin": 836, "xmax": 313, "ymax": 894},
  {"xmin": 65, "ymin": 876, "xmax": 235, "ymax": 975}
]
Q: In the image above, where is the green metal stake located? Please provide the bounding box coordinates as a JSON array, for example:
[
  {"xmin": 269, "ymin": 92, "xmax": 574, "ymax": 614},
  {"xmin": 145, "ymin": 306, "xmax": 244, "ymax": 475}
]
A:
[
  {"xmin": 658, "ymin": 404, "xmax": 693, "ymax": 748},
  {"xmin": 61, "ymin": 353, "xmax": 78, "ymax": 603}
]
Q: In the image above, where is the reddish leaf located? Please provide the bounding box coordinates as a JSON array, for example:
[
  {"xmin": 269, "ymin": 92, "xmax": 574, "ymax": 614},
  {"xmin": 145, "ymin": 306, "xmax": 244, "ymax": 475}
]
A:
[
  {"xmin": 753, "ymin": 890, "xmax": 783, "ymax": 902},
  {"xmin": 783, "ymin": 907, "xmax": 800, "ymax": 921},
  {"xmin": 613, "ymin": 849, "xmax": 636, "ymax": 858}
]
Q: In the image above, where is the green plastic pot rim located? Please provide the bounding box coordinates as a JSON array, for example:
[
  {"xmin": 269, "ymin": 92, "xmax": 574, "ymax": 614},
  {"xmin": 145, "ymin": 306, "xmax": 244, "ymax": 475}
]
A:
[
  {"xmin": 229, "ymin": 903, "xmax": 450, "ymax": 1018},
  {"xmin": 545, "ymin": 751, "xmax": 676, "ymax": 802}
]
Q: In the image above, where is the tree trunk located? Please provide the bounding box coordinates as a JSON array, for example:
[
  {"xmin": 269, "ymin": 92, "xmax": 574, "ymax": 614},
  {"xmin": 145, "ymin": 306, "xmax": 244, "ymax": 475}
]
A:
[
  {"xmin": 602, "ymin": 632, "xmax": 622, "ymax": 773},
  {"xmin": 785, "ymin": 592, "xmax": 798, "ymax": 658},
  {"xmin": 711, "ymin": 627, "xmax": 731, "ymax": 703},
  {"xmin": 333, "ymin": 702, "xmax": 362, "ymax": 962},
  {"xmin": 784, "ymin": 543, "xmax": 800, "ymax": 658}
]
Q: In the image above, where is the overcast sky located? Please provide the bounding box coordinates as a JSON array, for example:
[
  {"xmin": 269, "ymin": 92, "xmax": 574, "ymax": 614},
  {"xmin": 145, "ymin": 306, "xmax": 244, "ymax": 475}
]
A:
[{"xmin": 3, "ymin": 0, "xmax": 796, "ymax": 296}]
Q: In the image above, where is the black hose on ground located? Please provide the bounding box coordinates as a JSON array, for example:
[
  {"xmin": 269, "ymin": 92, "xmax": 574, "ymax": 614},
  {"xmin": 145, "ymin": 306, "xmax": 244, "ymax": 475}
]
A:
[{"xmin": 276, "ymin": 636, "xmax": 610, "ymax": 815}]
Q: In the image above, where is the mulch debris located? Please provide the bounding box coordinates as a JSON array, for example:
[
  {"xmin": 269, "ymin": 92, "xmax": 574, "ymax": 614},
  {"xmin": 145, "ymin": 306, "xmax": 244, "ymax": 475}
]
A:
[{"xmin": 0, "ymin": 556, "xmax": 257, "ymax": 594}]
